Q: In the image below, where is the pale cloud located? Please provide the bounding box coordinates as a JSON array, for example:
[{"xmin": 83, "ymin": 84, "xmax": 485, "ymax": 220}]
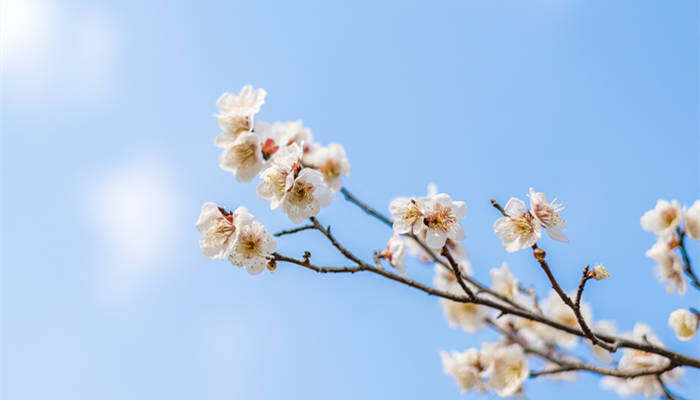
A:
[
  {"xmin": 86, "ymin": 160, "xmax": 185, "ymax": 302},
  {"xmin": 2, "ymin": 1, "xmax": 118, "ymax": 100}
]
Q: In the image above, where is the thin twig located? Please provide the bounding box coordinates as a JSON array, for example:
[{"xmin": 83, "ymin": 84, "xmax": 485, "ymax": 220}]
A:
[
  {"xmin": 441, "ymin": 245, "xmax": 475, "ymax": 299},
  {"xmin": 339, "ymin": 186, "xmax": 529, "ymax": 312},
  {"xmin": 486, "ymin": 320, "xmax": 678, "ymax": 379},
  {"xmin": 272, "ymin": 249, "xmax": 700, "ymax": 369},
  {"xmin": 575, "ymin": 265, "xmax": 591, "ymax": 308},
  {"xmin": 274, "ymin": 224, "xmax": 315, "ymax": 237},
  {"xmin": 677, "ymin": 227, "xmax": 700, "ymax": 290}
]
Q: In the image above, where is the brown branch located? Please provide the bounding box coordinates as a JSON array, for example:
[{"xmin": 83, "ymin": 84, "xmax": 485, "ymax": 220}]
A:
[
  {"xmin": 339, "ymin": 186, "xmax": 529, "ymax": 312},
  {"xmin": 677, "ymin": 227, "xmax": 700, "ymax": 290},
  {"xmin": 486, "ymin": 320, "xmax": 678, "ymax": 379},
  {"xmin": 272, "ymin": 249, "xmax": 700, "ymax": 370},
  {"xmin": 339, "ymin": 187, "xmax": 393, "ymax": 227},
  {"xmin": 531, "ymin": 243, "xmax": 615, "ymax": 352},
  {"xmin": 274, "ymin": 224, "xmax": 315, "ymax": 237},
  {"xmin": 656, "ymin": 375, "xmax": 681, "ymax": 400},
  {"xmin": 309, "ymin": 216, "xmax": 367, "ymax": 267},
  {"xmin": 575, "ymin": 265, "xmax": 591, "ymax": 308},
  {"xmin": 331, "ymin": 189, "xmax": 700, "ymax": 369},
  {"xmin": 441, "ymin": 246, "xmax": 475, "ymax": 299}
]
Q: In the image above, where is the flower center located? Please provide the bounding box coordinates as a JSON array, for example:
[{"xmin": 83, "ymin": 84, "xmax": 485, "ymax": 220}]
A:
[
  {"xmin": 318, "ymin": 159, "xmax": 341, "ymax": 181},
  {"xmin": 232, "ymin": 142, "xmax": 258, "ymax": 168},
  {"xmin": 289, "ymin": 181, "xmax": 314, "ymax": 206},
  {"xmin": 424, "ymin": 204, "xmax": 456, "ymax": 233},
  {"xmin": 660, "ymin": 208, "xmax": 677, "ymax": 227},
  {"xmin": 237, "ymin": 232, "xmax": 263, "ymax": 258}
]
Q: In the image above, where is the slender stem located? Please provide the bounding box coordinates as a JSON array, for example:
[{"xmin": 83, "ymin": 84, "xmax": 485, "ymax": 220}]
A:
[
  {"xmin": 575, "ymin": 265, "xmax": 591, "ymax": 309},
  {"xmin": 274, "ymin": 224, "xmax": 315, "ymax": 237},
  {"xmin": 531, "ymin": 243, "xmax": 615, "ymax": 352},
  {"xmin": 340, "ymin": 186, "xmax": 529, "ymax": 312},
  {"xmin": 677, "ymin": 227, "xmax": 700, "ymax": 290},
  {"xmin": 339, "ymin": 187, "xmax": 392, "ymax": 227},
  {"xmin": 487, "ymin": 320, "xmax": 677, "ymax": 379},
  {"xmin": 441, "ymin": 246, "xmax": 475, "ymax": 299},
  {"xmin": 271, "ymin": 249, "xmax": 700, "ymax": 369}
]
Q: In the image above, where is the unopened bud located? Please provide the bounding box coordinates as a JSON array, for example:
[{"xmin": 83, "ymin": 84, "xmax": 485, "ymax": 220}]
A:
[
  {"xmin": 266, "ymin": 259, "xmax": 277, "ymax": 273},
  {"xmin": 533, "ymin": 247, "xmax": 546, "ymax": 261},
  {"xmin": 587, "ymin": 264, "xmax": 610, "ymax": 280}
]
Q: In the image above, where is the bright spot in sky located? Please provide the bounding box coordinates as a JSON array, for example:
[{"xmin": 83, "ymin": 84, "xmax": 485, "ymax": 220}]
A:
[
  {"xmin": 0, "ymin": 0, "xmax": 53, "ymax": 65},
  {"xmin": 86, "ymin": 161, "xmax": 184, "ymax": 302}
]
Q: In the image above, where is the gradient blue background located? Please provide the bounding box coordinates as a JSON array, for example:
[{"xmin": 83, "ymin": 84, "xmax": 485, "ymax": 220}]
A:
[{"xmin": 2, "ymin": 1, "xmax": 699, "ymax": 399}]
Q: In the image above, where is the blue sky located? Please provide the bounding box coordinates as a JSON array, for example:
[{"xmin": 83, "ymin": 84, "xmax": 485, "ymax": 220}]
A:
[{"xmin": 1, "ymin": 1, "xmax": 698, "ymax": 399}]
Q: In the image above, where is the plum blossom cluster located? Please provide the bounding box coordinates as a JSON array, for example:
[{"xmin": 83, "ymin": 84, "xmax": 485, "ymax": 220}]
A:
[
  {"xmin": 195, "ymin": 202, "xmax": 275, "ymax": 275},
  {"xmin": 196, "ymin": 85, "xmax": 699, "ymax": 399},
  {"xmin": 494, "ymin": 188, "xmax": 568, "ymax": 253},
  {"xmin": 440, "ymin": 343, "xmax": 528, "ymax": 397},
  {"xmin": 641, "ymin": 199, "xmax": 700, "ymax": 295},
  {"xmin": 215, "ymin": 85, "xmax": 350, "ymax": 224}
]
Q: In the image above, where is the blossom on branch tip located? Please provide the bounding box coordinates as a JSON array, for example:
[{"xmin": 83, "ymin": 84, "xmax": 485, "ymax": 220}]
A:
[
  {"xmin": 493, "ymin": 197, "xmax": 541, "ymax": 253},
  {"xmin": 589, "ymin": 264, "xmax": 610, "ymax": 280},
  {"xmin": 229, "ymin": 221, "xmax": 276, "ymax": 275},
  {"xmin": 195, "ymin": 202, "xmax": 254, "ymax": 260},
  {"xmin": 422, "ymin": 193, "xmax": 467, "ymax": 249},
  {"xmin": 219, "ymin": 132, "xmax": 265, "ymax": 182},
  {"xmin": 640, "ymin": 199, "xmax": 681, "ymax": 235},
  {"xmin": 668, "ymin": 309, "xmax": 698, "ymax": 341},
  {"xmin": 280, "ymin": 168, "xmax": 333, "ymax": 224},
  {"xmin": 214, "ymin": 85, "xmax": 267, "ymax": 147},
  {"xmin": 683, "ymin": 200, "xmax": 700, "ymax": 240},
  {"xmin": 528, "ymin": 187, "xmax": 568, "ymax": 242}
]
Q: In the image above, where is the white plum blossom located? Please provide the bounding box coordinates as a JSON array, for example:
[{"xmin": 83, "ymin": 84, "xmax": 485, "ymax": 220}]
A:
[
  {"xmin": 494, "ymin": 197, "xmax": 541, "ymax": 253},
  {"xmin": 229, "ymin": 221, "xmax": 276, "ymax": 275},
  {"xmin": 421, "ymin": 193, "xmax": 467, "ymax": 249},
  {"xmin": 382, "ymin": 234, "xmax": 407, "ymax": 274},
  {"xmin": 668, "ymin": 309, "xmax": 698, "ymax": 341},
  {"xmin": 589, "ymin": 320, "xmax": 616, "ymax": 363},
  {"xmin": 490, "ymin": 262, "xmax": 518, "ymax": 301},
  {"xmin": 256, "ymin": 143, "xmax": 303, "ymax": 209},
  {"xmin": 641, "ymin": 199, "xmax": 682, "ymax": 235},
  {"xmin": 440, "ymin": 349, "xmax": 486, "ymax": 394},
  {"xmin": 528, "ymin": 187, "xmax": 568, "ymax": 242},
  {"xmin": 280, "ymin": 168, "xmax": 333, "ymax": 224},
  {"xmin": 306, "ymin": 142, "xmax": 350, "ymax": 191},
  {"xmin": 275, "ymin": 120, "xmax": 315, "ymax": 158},
  {"xmin": 683, "ymin": 200, "xmax": 700, "ymax": 240},
  {"xmin": 214, "ymin": 85, "xmax": 267, "ymax": 147},
  {"xmin": 196, "ymin": 202, "xmax": 253, "ymax": 260},
  {"xmin": 601, "ymin": 323, "xmax": 682, "ymax": 398},
  {"xmin": 645, "ymin": 239, "xmax": 686, "ymax": 295},
  {"xmin": 479, "ymin": 342, "xmax": 529, "ymax": 397},
  {"xmin": 219, "ymin": 132, "xmax": 265, "ymax": 182},
  {"xmin": 538, "ymin": 290, "xmax": 592, "ymax": 348},
  {"xmin": 389, "ymin": 197, "xmax": 425, "ymax": 235},
  {"xmin": 590, "ymin": 264, "xmax": 610, "ymax": 280}
]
